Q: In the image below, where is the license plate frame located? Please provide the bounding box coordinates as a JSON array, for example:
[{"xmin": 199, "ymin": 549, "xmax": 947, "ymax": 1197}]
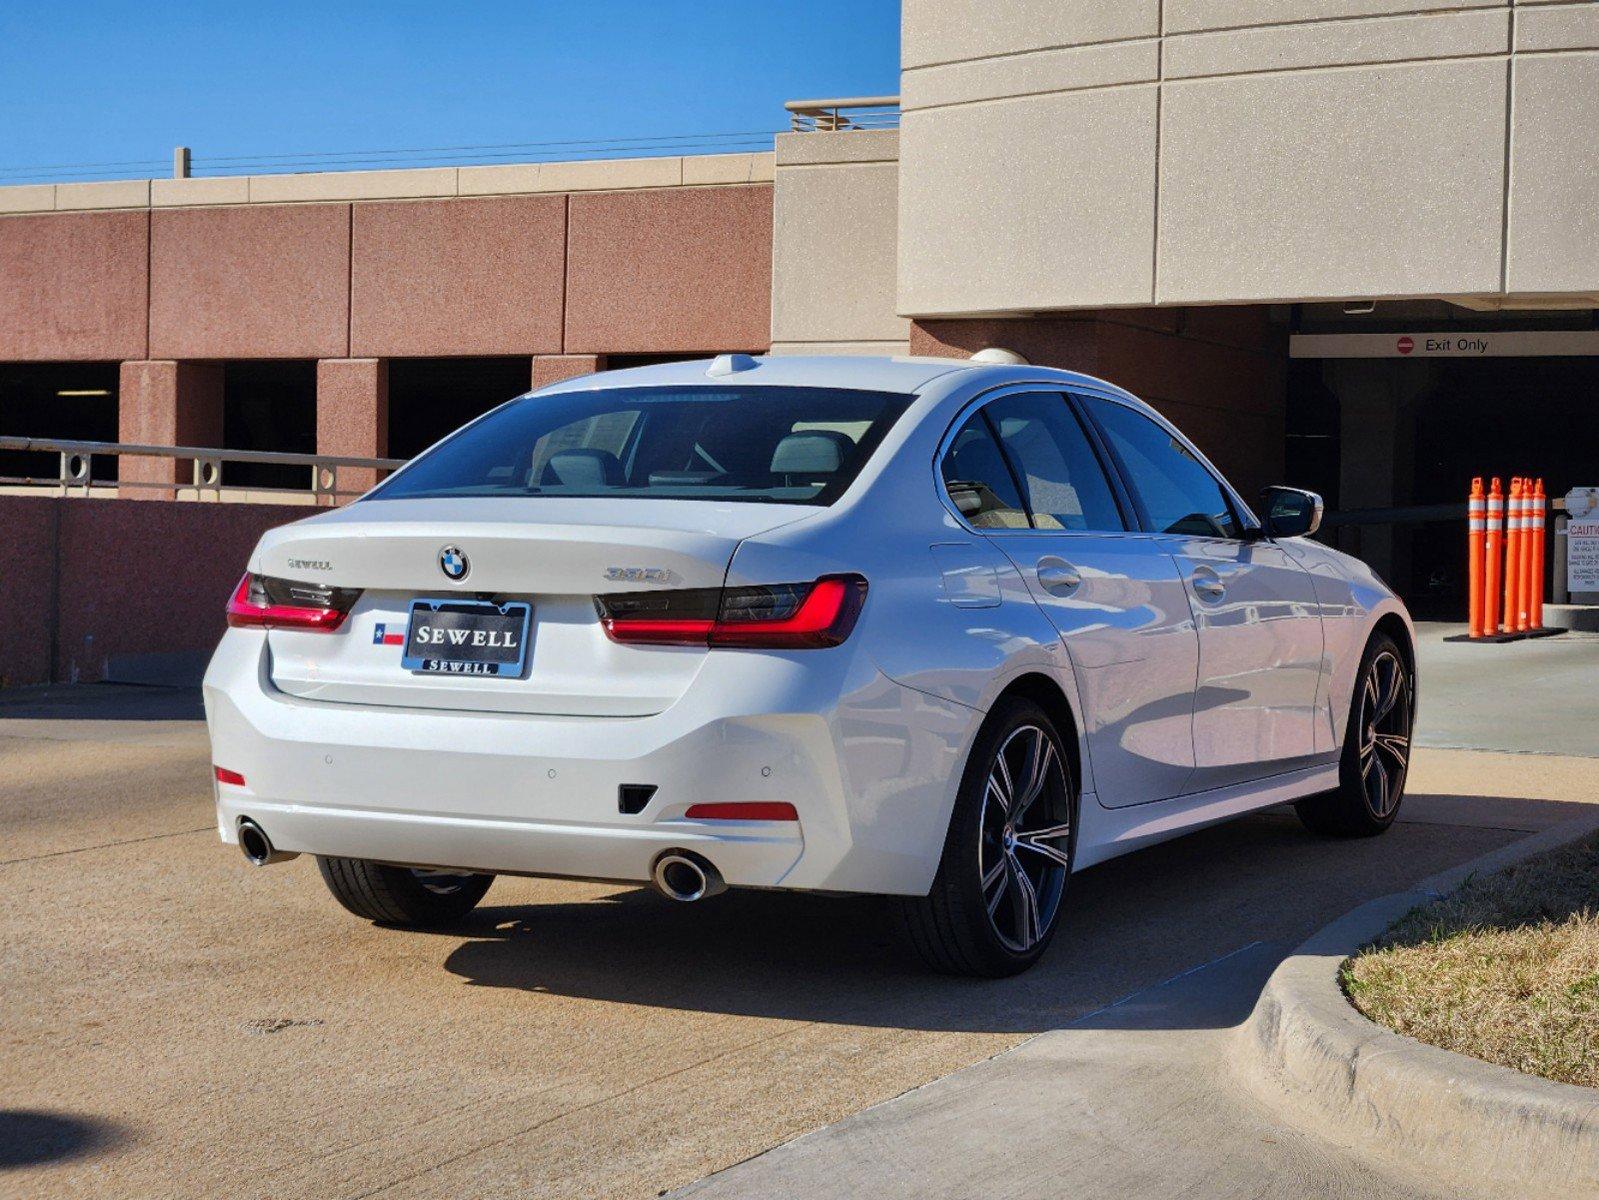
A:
[{"xmin": 401, "ymin": 598, "xmax": 532, "ymax": 678}]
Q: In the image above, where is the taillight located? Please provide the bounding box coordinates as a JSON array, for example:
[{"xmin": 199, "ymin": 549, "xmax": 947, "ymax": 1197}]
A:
[
  {"xmin": 596, "ymin": 575, "xmax": 867, "ymax": 649},
  {"xmin": 225, "ymin": 572, "xmax": 360, "ymax": 632}
]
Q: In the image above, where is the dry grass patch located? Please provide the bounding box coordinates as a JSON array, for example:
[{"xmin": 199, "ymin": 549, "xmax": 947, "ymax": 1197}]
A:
[{"xmin": 1343, "ymin": 832, "xmax": 1599, "ymax": 1089}]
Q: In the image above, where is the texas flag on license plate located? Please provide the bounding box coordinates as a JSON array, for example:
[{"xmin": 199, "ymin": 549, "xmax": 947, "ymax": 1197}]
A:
[{"xmin": 372, "ymin": 623, "xmax": 405, "ymax": 646}]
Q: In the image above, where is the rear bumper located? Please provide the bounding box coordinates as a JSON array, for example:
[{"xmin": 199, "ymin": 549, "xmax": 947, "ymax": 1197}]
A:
[{"xmin": 203, "ymin": 628, "xmax": 976, "ymax": 894}]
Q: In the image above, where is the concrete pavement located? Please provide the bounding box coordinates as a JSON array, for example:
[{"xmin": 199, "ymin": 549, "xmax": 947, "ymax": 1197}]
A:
[
  {"xmin": 1413, "ymin": 621, "xmax": 1599, "ymax": 758},
  {"xmin": 677, "ymin": 941, "xmax": 1460, "ymax": 1200},
  {"xmin": 4, "ymin": 625, "xmax": 1598, "ymax": 1199}
]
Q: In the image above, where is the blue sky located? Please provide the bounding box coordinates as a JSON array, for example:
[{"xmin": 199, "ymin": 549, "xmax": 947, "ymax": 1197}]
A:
[{"xmin": 0, "ymin": 1, "xmax": 900, "ymax": 183}]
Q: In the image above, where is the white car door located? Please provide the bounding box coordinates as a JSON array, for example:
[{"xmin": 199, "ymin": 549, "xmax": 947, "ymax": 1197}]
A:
[
  {"xmin": 940, "ymin": 391, "xmax": 1200, "ymax": 807},
  {"xmin": 1087, "ymin": 396, "xmax": 1325, "ymax": 792}
]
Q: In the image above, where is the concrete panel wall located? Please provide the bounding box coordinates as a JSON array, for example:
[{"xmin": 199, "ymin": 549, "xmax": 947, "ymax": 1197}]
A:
[
  {"xmin": 0, "ymin": 212, "xmax": 149, "ymax": 361},
  {"xmin": 771, "ymin": 131, "xmax": 907, "ymax": 355},
  {"xmin": 900, "ymin": 85, "xmax": 1159, "ymax": 315},
  {"xmin": 0, "ymin": 495, "xmax": 305, "ymax": 686},
  {"xmin": 350, "ymin": 196, "xmax": 566, "ymax": 357},
  {"xmin": 1506, "ymin": 49, "xmax": 1599, "ymax": 293},
  {"xmin": 899, "ymin": 1, "xmax": 1599, "ymax": 315},
  {"xmin": 902, "ymin": 0, "xmax": 1157, "ymax": 68},
  {"xmin": 565, "ymin": 185, "xmax": 773, "ymax": 354},
  {"xmin": 149, "ymin": 204, "xmax": 352, "ymax": 359},
  {"xmin": 1158, "ymin": 57, "xmax": 1509, "ymax": 303},
  {"xmin": 1165, "ymin": 0, "xmax": 1502, "ymax": 34},
  {"xmin": 0, "ymin": 153, "xmax": 774, "ymax": 212}
]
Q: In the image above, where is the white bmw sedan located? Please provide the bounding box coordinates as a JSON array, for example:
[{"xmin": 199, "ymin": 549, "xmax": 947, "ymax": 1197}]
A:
[{"xmin": 205, "ymin": 355, "xmax": 1415, "ymax": 976}]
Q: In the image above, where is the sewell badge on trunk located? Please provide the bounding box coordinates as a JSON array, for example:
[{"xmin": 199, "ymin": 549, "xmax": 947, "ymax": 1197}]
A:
[{"xmin": 401, "ymin": 599, "xmax": 532, "ymax": 677}]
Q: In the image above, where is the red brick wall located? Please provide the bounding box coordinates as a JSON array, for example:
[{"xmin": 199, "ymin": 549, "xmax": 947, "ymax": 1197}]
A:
[
  {"xmin": 1, "ymin": 184, "xmax": 776, "ymax": 365},
  {"xmin": 0, "ymin": 496, "xmax": 308, "ymax": 687},
  {"xmin": 564, "ymin": 185, "xmax": 775, "ymax": 354},
  {"xmin": 0, "ymin": 211, "xmax": 150, "ymax": 361},
  {"xmin": 351, "ymin": 195, "xmax": 567, "ymax": 357},
  {"xmin": 149, "ymin": 204, "xmax": 353, "ymax": 359},
  {"xmin": 0, "ymin": 499, "xmax": 59, "ymax": 687}
]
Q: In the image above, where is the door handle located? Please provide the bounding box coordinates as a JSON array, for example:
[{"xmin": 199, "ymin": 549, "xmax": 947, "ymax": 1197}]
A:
[
  {"xmin": 1191, "ymin": 569, "xmax": 1226, "ymax": 601},
  {"xmin": 1036, "ymin": 558, "xmax": 1082, "ymax": 596}
]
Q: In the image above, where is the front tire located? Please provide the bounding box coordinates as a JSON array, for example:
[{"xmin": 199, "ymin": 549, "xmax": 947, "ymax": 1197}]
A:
[
  {"xmin": 316, "ymin": 857, "xmax": 494, "ymax": 926},
  {"xmin": 1296, "ymin": 632, "xmax": 1413, "ymax": 838},
  {"xmin": 902, "ymin": 697, "xmax": 1076, "ymax": 977}
]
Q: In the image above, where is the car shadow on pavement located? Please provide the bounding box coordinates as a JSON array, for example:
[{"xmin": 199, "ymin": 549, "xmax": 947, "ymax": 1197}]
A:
[
  {"xmin": 0, "ymin": 1109, "xmax": 125, "ymax": 1169},
  {"xmin": 437, "ymin": 797, "xmax": 1567, "ymax": 1035}
]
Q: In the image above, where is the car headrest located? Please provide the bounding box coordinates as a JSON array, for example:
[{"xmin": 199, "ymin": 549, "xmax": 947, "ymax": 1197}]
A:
[
  {"xmin": 770, "ymin": 430, "xmax": 852, "ymax": 476},
  {"xmin": 538, "ymin": 448, "xmax": 623, "ymax": 489}
]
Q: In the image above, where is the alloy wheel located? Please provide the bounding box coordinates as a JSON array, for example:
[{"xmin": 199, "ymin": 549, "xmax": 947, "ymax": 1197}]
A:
[
  {"xmin": 1358, "ymin": 649, "xmax": 1411, "ymax": 819},
  {"xmin": 978, "ymin": 724, "xmax": 1072, "ymax": 953}
]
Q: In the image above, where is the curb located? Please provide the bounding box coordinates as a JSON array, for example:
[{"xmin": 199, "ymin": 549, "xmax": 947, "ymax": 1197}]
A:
[{"xmin": 1238, "ymin": 813, "xmax": 1599, "ymax": 1198}]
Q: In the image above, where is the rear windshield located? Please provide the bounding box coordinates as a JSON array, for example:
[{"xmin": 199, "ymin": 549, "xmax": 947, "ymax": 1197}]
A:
[{"xmin": 367, "ymin": 385, "xmax": 914, "ymax": 506}]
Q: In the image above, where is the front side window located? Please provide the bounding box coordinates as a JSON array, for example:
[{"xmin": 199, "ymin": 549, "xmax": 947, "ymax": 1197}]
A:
[
  {"xmin": 369, "ymin": 385, "xmax": 914, "ymax": 506},
  {"xmin": 983, "ymin": 393, "xmax": 1125, "ymax": 532},
  {"xmin": 1091, "ymin": 399, "xmax": 1242, "ymax": 538}
]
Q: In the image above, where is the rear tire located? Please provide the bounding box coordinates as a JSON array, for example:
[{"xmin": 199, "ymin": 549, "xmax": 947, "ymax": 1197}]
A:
[
  {"xmin": 316, "ymin": 857, "xmax": 494, "ymax": 926},
  {"xmin": 1295, "ymin": 632, "xmax": 1413, "ymax": 838},
  {"xmin": 901, "ymin": 696, "xmax": 1076, "ymax": 978}
]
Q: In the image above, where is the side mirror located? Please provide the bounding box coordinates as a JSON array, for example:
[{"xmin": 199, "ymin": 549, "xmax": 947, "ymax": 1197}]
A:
[{"xmin": 1259, "ymin": 486, "xmax": 1323, "ymax": 539}]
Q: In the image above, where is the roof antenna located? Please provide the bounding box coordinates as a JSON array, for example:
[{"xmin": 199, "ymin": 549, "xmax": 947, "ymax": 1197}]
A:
[
  {"xmin": 707, "ymin": 353, "xmax": 759, "ymax": 377},
  {"xmin": 970, "ymin": 347, "xmax": 1028, "ymax": 365}
]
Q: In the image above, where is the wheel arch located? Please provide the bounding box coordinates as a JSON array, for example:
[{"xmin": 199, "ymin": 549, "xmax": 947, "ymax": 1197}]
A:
[
  {"xmin": 993, "ymin": 671, "xmax": 1084, "ymax": 802},
  {"xmin": 1372, "ymin": 611, "xmax": 1415, "ymax": 679},
  {"xmin": 1370, "ymin": 612, "xmax": 1418, "ymax": 721}
]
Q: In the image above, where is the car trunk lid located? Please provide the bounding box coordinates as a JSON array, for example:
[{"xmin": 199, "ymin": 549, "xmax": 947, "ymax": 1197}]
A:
[{"xmin": 256, "ymin": 498, "xmax": 815, "ymax": 716}]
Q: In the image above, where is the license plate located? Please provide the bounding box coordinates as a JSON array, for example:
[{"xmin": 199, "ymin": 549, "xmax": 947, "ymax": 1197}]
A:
[{"xmin": 401, "ymin": 599, "xmax": 531, "ymax": 677}]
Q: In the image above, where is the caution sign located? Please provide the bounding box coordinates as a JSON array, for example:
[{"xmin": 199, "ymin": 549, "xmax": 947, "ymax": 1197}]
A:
[{"xmin": 1570, "ymin": 524, "xmax": 1599, "ymax": 592}]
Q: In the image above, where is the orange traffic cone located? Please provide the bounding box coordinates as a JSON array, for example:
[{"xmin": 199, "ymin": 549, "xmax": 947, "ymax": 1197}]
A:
[
  {"xmin": 1517, "ymin": 474, "xmax": 1535, "ymax": 633},
  {"xmin": 1530, "ymin": 478, "xmax": 1547, "ymax": 630},
  {"xmin": 1468, "ymin": 477, "xmax": 1486, "ymax": 638},
  {"xmin": 1484, "ymin": 477, "xmax": 1504, "ymax": 636},
  {"xmin": 1502, "ymin": 478, "xmax": 1522, "ymax": 634}
]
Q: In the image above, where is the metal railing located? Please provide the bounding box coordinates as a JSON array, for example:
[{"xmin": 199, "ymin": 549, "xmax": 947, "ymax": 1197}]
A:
[
  {"xmin": 0, "ymin": 437, "xmax": 406, "ymax": 504},
  {"xmin": 784, "ymin": 96, "xmax": 900, "ymax": 133}
]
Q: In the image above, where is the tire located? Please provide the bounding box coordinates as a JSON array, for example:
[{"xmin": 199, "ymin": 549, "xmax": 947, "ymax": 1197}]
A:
[
  {"xmin": 1295, "ymin": 632, "xmax": 1414, "ymax": 838},
  {"xmin": 901, "ymin": 696, "xmax": 1076, "ymax": 977},
  {"xmin": 316, "ymin": 856, "xmax": 494, "ymax": 926}
]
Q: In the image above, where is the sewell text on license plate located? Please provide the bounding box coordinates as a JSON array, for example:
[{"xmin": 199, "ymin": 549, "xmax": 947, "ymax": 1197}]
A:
[{"xmin": 400, "ymin": 599, "xmax": 532, "ymax": 677}]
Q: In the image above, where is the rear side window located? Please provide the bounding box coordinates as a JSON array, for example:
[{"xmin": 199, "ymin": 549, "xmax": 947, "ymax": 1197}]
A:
[
  {"xmin": 369, "ymin": 385, "xmax": 914, "ymax": 506},
  {"xmin": 1091, "ymin": 400, "xmax": 1242, "ymax": 539},
  {"xmin": 983, "ymin": 393, "xmax": 1125, "ymax": 532},
  {"xmin": 940, "ymin": 415, "xmax": 1029, "ymax": 529}
]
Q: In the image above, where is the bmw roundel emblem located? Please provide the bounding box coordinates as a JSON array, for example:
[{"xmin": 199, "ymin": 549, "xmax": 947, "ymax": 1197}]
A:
[{"xmin": 439, "ymin": 545, "xmax": 469, "ymax": 581}]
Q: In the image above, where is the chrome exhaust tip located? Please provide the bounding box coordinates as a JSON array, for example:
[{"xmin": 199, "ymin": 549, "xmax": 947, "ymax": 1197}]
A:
[
  {"xmin": 237, "ymin": 818, "xmax": 298, "ymax": 867},
  {"xmin": 651, "ymin": 850, "xmax": 727, "ymax": 902}
]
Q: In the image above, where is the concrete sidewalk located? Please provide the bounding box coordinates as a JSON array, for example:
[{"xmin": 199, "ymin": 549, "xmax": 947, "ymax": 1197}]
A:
[{"xmin": 676, "ymin": 940, "xmax": 1456, "ymax": 1199}]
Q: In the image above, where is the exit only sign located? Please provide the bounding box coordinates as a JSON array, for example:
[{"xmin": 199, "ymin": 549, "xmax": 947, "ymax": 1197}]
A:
[{"xmin": 1289, "ymin": 330, "xmax": 1599, "ymax": 358}]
